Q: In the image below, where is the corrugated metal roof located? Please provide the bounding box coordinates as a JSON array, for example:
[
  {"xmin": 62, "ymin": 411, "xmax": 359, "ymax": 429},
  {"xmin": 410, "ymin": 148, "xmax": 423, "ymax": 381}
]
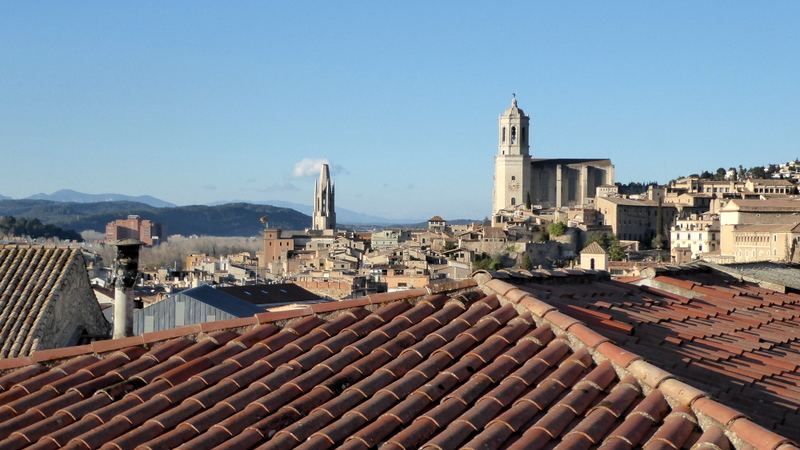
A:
[{"xmin": 219, "ymin": 283, "xmax": 321, "ymax": 305}]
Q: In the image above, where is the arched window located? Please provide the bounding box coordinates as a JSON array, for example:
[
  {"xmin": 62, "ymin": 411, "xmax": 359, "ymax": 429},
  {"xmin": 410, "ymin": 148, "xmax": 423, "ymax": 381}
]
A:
[
  {"xmin": 511, "ymin": 176, "xmax": 516, "ymax": 181},
  {"xmin": 511, "ymin": 126, "xmax": 517, "ymax": 144},
  {"xmin": 502, "ymin": 127, "xmax": 506, "ymax": 143},
  {"xmin": 511, "ymin": 197, "xmax": 516, "ymax": 206},
  {"xmin": 590, "ymin": 258, "xmax": 595, "ymax": 270}
]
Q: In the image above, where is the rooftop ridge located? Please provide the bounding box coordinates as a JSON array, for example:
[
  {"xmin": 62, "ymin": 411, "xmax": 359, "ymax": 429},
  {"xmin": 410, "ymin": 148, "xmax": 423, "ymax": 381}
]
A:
[
  {"xmin": 478, "ymin": 276, "xmax": 799, "ymax": 450},
  {"xmin": 0, "ymin": 279, "xmax": 480, "ymax": 372}
]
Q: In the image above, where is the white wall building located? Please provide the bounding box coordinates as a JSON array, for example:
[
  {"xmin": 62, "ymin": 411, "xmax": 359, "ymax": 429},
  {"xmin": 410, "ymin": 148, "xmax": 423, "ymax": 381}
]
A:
[{"xmin": 670, "ymin": 214, "xmax": 720, "ymax": 261}]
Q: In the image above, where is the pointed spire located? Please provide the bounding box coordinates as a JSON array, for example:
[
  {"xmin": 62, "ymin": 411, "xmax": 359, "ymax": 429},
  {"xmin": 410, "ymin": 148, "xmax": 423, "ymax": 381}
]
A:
[{"xmin": 312, "ymin": 162, "xmax": 336, "ymax": 231}]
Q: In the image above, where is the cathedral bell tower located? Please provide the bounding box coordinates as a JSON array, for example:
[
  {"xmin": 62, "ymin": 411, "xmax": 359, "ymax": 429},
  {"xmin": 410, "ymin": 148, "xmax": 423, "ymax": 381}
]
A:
[
  {"xmin": 312, "ymin": 163, "xmax": 336, "ymax": 231},
  {"xmin": 493, "ymin": 95, "xmax": 531, "ymax": 215}
]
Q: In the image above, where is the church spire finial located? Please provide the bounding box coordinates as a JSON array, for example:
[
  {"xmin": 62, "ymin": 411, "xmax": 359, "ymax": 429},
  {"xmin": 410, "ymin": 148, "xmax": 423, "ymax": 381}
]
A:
[{"xmin": 511, "ymin": 93, "xmax": 517, "ymax": 107}]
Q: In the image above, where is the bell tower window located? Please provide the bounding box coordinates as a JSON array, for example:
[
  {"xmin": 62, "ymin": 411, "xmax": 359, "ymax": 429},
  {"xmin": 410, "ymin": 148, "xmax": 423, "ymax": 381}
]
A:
[
  {"xmin": 511, "ymin": 127, "xmax": 517, "ymax": 144},
  {"xmin": 502, "ymin": 127, "xmax": 506, "ymax": 143}
]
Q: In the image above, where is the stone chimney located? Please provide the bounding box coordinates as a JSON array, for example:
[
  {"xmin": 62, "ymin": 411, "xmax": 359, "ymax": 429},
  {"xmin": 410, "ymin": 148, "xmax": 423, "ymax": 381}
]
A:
[{"xmin": 111, "ymin": 239, "xmax": 141, "ymax": 339}]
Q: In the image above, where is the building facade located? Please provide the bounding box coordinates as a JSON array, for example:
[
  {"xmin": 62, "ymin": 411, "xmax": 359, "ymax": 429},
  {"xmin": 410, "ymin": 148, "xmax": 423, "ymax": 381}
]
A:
[
  {"xmin": 105, "ymin": 215, "xmax": 165, "ymax": 246},
  {"xmin": 595, "ymin": 196, "xmax": 677, "ymax": 243},
  {"xmin": 744, "ymin": 179, "xmax": 796, "ymax": 195},
  {"xmin": 312, "ymin": 163, "xmax": 336, "ymax": 231},
  {"xmin": 730, "ymin": 223, "xmax": 800, "ymax": 262},
  {"xmin": 260, "ymin": 228, "xmax": 295, "ymax": 274},
  {"xmin": 669, "ymin": 214, "xmax": 719, "ymax": 262},
  {"xmin": 719, "ymin": 199, "xmax": 800, "ymax": 258},
  {"xmin": 492, "ymin": 96, "xmax": 614, "ymax": 215}
]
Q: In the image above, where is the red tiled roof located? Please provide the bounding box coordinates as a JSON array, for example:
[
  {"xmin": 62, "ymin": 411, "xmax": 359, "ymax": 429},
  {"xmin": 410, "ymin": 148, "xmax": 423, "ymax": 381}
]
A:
[
  {"xmin": 491, "ymin": 266, "xmax": 800, "ymax": 443},
  {"xmin": 0, "ymin": 273, "xmax": 795, "ymax": 449}
]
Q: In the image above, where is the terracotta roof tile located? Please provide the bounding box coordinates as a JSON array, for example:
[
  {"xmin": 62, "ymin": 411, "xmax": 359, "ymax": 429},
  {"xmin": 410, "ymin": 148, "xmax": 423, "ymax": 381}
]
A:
[{"xmin": 0, "ymin": 272, "xmax": 794, "ymax": 449}]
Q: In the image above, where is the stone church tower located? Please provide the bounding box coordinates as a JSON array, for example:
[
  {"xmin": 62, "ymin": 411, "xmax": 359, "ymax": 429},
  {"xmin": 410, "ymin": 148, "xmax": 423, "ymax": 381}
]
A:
[
  {"xmin": 492, "ymin": 95, "xmax": 531, "ymax": 214},
  {"xmin": 312, "ymin": 163, "xmax": 336, "ymax": 231}
]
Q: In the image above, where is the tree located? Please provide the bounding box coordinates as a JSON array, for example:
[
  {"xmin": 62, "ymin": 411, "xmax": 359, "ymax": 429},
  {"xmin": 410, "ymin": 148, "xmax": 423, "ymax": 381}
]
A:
[
  {"xmin": 0, "ymin": 215, "xmax": 81, "ymax": 241},
  {"xmin": 525, "ymin": 192, "xmax": 532, "ymax": 210},
  {"xmin": 750, "ymin": 166, "xmax": 767, "ymax": 179},
  {"xmin": 586, "ymin": 233, "xmax": 626, "ymax": 261},
  {"xmin": 700, "ymin": 170, "xmax": 713, "ymax": 179},
  {"xmin": 547, "ymin": 221, "xmax": 567, "ymax": 237},
  {"xmin": 473, "ymin": 253, "xmax": 503, "ymax": 271},
  {"xmin": 714, "ymin": 168, "xmax": 726, "ymax": 180},
  {"xmin": 518, "ymin": 253, "xmax": 532, "ymax": 270},
  {"xmin": 608, "ymin": 240, "xmax": 626, "ymax": 261}
]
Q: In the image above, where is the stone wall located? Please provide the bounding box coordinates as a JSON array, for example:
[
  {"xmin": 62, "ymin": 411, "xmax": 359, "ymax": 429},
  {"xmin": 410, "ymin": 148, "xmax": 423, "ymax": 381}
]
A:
[
  {"xmin": 296, "ymin": 280, "xmax": 354, "ymax": 299},
  {"xmin": 33, "ymin": 256, "xmax": 111, "ymax": 351}
]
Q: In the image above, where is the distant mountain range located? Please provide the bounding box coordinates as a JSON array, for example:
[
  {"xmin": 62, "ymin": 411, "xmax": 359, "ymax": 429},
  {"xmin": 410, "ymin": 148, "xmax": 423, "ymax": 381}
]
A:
[
  {"xmin": 209, "ymin": 199, "xmax": 404, "ymax": 225},
  {"xmin": 12, "ymin": 190, "xmax": 411, "ymax": 224},
  {"xmin": 25, "ymin": 189, "xmax": 176, "ymax": 208},
  {"xmin": 0, "ymin": 190, "xmax": 479, "ymax": 235},
  {"xmin": 0, "ymin": 200, "xmax": 310, "ymax": 236}
]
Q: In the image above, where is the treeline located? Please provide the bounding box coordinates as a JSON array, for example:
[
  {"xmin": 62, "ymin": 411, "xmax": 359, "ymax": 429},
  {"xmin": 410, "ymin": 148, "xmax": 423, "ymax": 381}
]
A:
[
  {"xmin": 615, "ymin": 181, "xmax": 659, "ymax": 195},
  {"xmin": 0, "ymin": 200, "xmax": 310, "ymax": 236},
  {"xmin": 0, "ymin": 216, "xmax": 81, "ymax": 241},
  {"xmin": 92, "ymin": 235, "xmax": 263, "ymax": 270},
  {"xmin": 681, "ymin": 164, "xmax": 783, "ymax": 182}
]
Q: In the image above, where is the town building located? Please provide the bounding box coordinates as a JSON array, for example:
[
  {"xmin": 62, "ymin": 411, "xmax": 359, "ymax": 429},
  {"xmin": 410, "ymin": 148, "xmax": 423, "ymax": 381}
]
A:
[
  {"xmin": 370, "ymin": 230, "xmax": 407, "ymax": 250},
  {"xmin": 133, "ymin": 284, "xmax": 263, "ymax": 334},
  {"xmin": 105, "ymin": 215, "xmax": 165, "ymax": 246},
  {"xmin": 312, "ymin": 163, "xmax": 336, "ymax": 231},
  {"xmin": 0, "ymin": 245, "xmax": 110, "ymax": 358},
  {"xmin": 260, "ymin": 227, "xmax": 295, "ymax": 274},
  {"xmin": 595, "ymin": 196, "xmax": 678, "ymax": 243},
  {"xmin": 427, "ymin": 215, "xmax": 447, "ymax": 233},
  {"xmin": 492, "ymin": 96, "xmax": 614, "ymax": 215},
  {"xmin": 730, "ymin": 223, "xmax": 800, "ymax": 263},
  {"xmin": 669, "ymin": 213, "xmax": 720, "ymax": 262},
  {"xmin": 669, "ymin": 177, "xmax": 740, "ymax": 195},
  {"xmin": 744, "ymin": 178, "xmax": 796, "ymax": 195},
  {"xmin": 133, "ymin": 283, "xmax": 322, "ymax": 334},
  {"xmin": 595, "ymin": 184, "xmax": 619, "ymax": 198},
  {"xmin": 719, "ymin": 198, "xmax": 800, "ymax": 259},
  {"xmin": 579, "ymin": 241, "xmax": 608, "ymax": 271},
  {"xmin": 775, "ymin": 159, "xmax": 800, "ymax": 181}
]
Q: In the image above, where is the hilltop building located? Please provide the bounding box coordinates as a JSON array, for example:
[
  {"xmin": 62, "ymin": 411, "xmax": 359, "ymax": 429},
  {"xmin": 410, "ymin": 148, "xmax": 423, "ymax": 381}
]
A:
[
  {"xmin": 105, "ymin": 215, "xmax": 165, "ymax": 246},
  {"xmin": 312, "ymin": 163, "xmax": 336, "ymax": 231},
  {"xmin": 719, "ymin": 198, "xmax": 800, "ymax": 260},
  {"xmin": 492, "ymin": 96, "xmax": 614, "ymax": 216},
  {"xmin": 670, "ymin": 213, "xmax": 720, "ymax": 263},
  {"xmin": 579, "ymin": 241, "xmax": 608, "ymax": 271}
]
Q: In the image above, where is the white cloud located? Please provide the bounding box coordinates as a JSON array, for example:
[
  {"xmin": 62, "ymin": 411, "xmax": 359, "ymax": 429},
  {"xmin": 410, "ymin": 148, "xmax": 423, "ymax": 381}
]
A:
[
  {"xmin": 292, "ymin": 158, "xmax": 347, "ymax": 177},
  {"xmin": 292, "ymin": 158, "xmax": 329, "ymax": 177}
]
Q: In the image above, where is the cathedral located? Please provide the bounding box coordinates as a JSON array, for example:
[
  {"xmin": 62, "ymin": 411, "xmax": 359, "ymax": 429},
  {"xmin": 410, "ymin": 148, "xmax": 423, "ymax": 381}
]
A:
[
  {"xmin": 312, "ymin": 163, "xmax": 336, "ymax": 231},
  {"xmin": 492, "ymin": 96, "xmax": 615, "ymax": 214}
]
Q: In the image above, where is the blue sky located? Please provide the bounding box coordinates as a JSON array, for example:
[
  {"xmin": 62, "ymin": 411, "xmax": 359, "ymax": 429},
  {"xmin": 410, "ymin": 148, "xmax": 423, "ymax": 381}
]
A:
[{"xmin": 1, "ymin": 2, "xmax": 798, "ymax": 220}]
